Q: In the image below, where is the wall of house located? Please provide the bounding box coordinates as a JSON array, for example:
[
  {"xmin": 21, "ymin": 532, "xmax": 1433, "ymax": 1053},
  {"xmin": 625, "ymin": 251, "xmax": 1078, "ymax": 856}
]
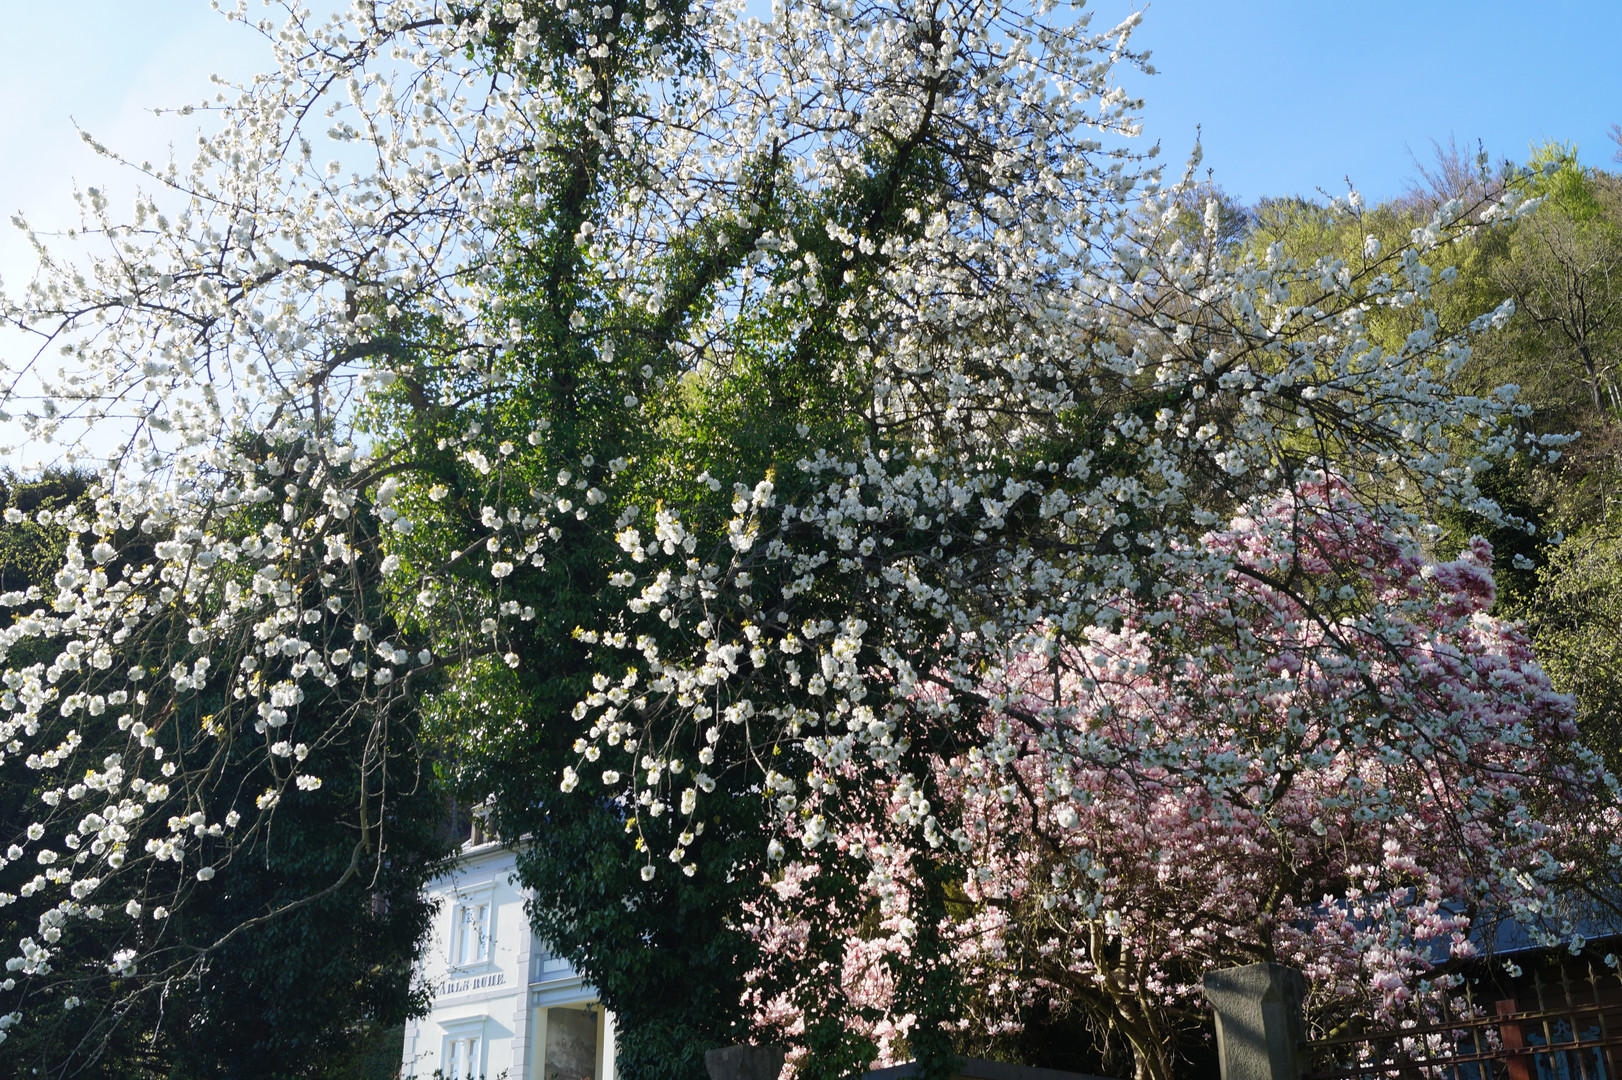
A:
[{"xmin": 402, "ymin": 842, "xmax": 617, "ymax": 1080}]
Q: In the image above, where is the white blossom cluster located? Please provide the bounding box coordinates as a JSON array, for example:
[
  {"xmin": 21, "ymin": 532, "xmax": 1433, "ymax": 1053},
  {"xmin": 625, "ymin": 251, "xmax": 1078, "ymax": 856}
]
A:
[{"xmin": 0, "ymin": 0, "xmax": 1564, "ymax": 1044}]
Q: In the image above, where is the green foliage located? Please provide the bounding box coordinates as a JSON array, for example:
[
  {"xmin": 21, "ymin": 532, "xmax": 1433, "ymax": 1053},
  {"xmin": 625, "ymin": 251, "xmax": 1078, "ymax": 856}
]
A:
[
  {"xmin": 1532, "ymin": 517, "xmax": 1622, "ymax": 775},
  {"xmin": 0, "ymin": 470, "xmax": 94, "ymax": 602},
  {"xmin": 513, "ymin": 796, "xmax": 763, "ymax": 1079},
  {"xmin": 1518, "ymin": 141, "xmax": 1607, "ymax": 220}
]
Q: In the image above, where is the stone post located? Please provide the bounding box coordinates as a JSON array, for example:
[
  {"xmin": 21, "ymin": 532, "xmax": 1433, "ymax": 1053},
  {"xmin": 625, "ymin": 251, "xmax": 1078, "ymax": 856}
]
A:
[
  {"xmin": 705, "ymin": 1044, "xmax": 787, "ymax": 1080},
  {"xmin": 1203, "ymin": 962, "xmax": 1307, "ymax": 1080}
]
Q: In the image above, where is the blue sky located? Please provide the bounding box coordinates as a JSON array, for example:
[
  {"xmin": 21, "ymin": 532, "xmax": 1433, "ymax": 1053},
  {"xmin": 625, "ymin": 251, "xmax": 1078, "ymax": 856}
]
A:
[
  {"xmin": 0, "ymin": 1, "xmax": 261, "ymax": 227},
  {"xmin": 0, "ymin": 1, "xmax": 265, "ymax": 325},
  {"xmin": 1, "ymin": 0, "xmax": 1618, "ymax": 292},
  {"xmin": 1097, "ymin": 0, "xmax": 1622, "ymax": 205}
]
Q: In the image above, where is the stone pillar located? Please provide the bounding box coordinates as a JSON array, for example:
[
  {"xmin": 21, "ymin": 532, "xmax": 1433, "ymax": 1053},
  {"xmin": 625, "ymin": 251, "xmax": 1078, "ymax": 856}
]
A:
[
  {"xmin": 1203, "ymin": 962, "xmax": 1307, "ymax": 1080},
  {"xmin": 704, "ymin": 1044, "xmax": 787, "ymax": 1080}
]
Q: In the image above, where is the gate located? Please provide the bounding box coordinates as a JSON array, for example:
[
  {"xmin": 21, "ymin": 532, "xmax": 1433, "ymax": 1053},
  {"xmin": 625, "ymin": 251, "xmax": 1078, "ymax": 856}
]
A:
[{"xmin": 1301, "ymin": 961, "xmax": 1622, "ymax": 1080}]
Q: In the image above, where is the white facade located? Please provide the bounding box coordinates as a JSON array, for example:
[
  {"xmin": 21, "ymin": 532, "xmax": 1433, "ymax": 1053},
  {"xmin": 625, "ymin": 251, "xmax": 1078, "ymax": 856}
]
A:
[{"xmin": 403, "ymin": 841, "xmax": 617, "ymax": 1080}]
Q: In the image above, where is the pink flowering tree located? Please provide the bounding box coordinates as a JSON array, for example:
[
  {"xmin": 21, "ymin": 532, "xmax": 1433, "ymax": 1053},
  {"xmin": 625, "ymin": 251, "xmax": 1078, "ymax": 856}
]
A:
[{"xmin": 735, "ymin": 478, "xmax": 1616, "ymax": 1080}]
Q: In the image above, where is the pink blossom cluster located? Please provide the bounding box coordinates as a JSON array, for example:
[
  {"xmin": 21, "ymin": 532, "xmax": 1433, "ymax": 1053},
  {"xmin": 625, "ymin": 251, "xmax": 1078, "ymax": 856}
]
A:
[{"xmin": 746, "ymin": 479, "xmax": 1615, "ymax": 1077}]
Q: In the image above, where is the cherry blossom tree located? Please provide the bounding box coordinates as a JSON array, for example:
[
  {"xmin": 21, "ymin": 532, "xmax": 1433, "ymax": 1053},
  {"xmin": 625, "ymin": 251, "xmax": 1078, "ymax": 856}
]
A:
[{"xmin": 0, "ymin": 0, "xmax": 1602, "ymax": 1074}]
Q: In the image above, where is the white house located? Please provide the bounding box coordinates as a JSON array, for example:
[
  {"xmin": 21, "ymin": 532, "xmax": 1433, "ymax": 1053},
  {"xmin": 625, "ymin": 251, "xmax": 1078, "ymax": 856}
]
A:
[{"xmin": 402, "ymin": 838, "xmax": 618, "ymax": 1080}]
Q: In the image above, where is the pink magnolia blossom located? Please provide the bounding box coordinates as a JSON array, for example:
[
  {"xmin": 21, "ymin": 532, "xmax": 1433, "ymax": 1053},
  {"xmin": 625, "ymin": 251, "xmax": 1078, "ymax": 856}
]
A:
[{"xmin": 746, "ymin": 478, "xmax": 1615, "ymax": 1080}]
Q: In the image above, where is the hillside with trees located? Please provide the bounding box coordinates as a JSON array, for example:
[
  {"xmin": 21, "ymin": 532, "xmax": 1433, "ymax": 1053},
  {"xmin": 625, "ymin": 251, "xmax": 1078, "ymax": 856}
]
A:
[{"xmin": 1240, "ymin": 138, "xmax": 1622, "ymax": 780}]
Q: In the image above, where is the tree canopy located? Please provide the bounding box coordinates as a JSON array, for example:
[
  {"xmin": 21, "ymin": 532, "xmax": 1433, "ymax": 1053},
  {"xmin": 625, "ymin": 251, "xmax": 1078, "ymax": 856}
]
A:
[
  {"xmin": 0, "ymin": 2, "xmax": 1614, "ymax": 1079},
  {"xmin": 0, "ymin": 470, "xmax": 447, "ymax": 1079}
]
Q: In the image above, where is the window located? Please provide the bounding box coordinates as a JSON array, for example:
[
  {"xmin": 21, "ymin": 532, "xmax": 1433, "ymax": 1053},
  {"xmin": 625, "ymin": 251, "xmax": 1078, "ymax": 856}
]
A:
[
  {"xmin": 441, "ymin": 1019, "xmax": 486, "ymax": 1079},
  {"xmin": 529, "ymin": 947, "xmax": 576, "ymax": 984},
  {"xmin": 1527, "ymin": 1020, "xmax": 1609, "ymax": 1080},
  {"xmin": 450, "ymin": 891, "xmax": 493, "ymax": 967}
]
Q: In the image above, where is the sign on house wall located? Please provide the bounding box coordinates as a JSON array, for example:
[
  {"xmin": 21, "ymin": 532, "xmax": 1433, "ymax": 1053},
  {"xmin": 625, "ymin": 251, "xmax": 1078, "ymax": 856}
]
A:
[{"xmin": 438, "ymin": 971, "xmax": 509, "ymax": 998}]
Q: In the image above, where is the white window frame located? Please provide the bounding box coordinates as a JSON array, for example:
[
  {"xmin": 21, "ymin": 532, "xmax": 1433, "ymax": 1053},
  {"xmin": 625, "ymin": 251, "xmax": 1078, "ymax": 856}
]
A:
[
  {"xmin": 448, "ymin": 885, "xmax": 495, "ymax": 970},
  {"xmin": 441, "ymin": 1016, "xmax": 487, "ymax": 1080}
]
